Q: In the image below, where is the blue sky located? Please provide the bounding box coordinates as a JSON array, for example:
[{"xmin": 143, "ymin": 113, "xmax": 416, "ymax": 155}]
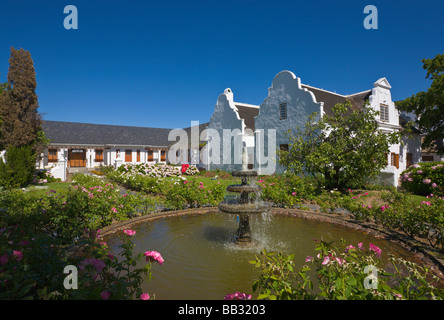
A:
[{"xmin": 1, "ymin": 0, "xmax": 443, "ymax": 129}]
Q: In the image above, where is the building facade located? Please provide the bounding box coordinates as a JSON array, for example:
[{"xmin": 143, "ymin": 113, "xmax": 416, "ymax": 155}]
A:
[
  {"xmin": 40, "ymin": 121, "xmax": 171, "ymax": 180},
  {"xmin": 208, "ymin": 70, "xmax": 423, "ymax": 186},
  {"xmin": 38, "ymin": 70, "xmax": 423, "ymax": 186}
]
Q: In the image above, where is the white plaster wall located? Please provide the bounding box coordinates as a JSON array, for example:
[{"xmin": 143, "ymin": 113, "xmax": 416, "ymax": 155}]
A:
[
  {"xmin": 49, "ymin": 164, "xmax": 66, "ymax": 181},
  {"xmin": 254, "ymin": 71, "xmax": 323, "ymax": 174},
  {"xmin": 368, "ymin": 78, "xmax": 400, "ymax": 127},
  {"xmin": 368, "ymin": 77, "xmax": 417, "ymax": 187},
  {"xmin": 403, "ymin": 133, "xmax": 422, "ymax": 166},
  {"xmin": 377, "ymin": 133, "xmax": 421, "ymax": 187},
  {"xmin": 44, "ymin": 147, "xmax": 68, "ymax": 181},
  {"xmin": 207, "ymin": 88, "xmax": 245, "ymax": 172}
]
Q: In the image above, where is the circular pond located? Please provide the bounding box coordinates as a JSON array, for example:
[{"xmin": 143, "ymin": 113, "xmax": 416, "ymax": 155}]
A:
[{"xmin": 105, "ymin": 212, "xmax": 415, "ymax": 300}]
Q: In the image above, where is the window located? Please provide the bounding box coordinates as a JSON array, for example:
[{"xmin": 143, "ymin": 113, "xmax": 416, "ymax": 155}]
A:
[
  {"xmin": 116, "ymin": 149, "xmax": 120, "ymax": 159},
  {"xmin": 137, "ymin": 149, "xmax": 140, "ymax": 162},
  {"xmin": 391, "ymin": 152, "xmax": 399, "ymax": 169},
  {"xmin": 422, "ymin": 155, "xmax": 434, "ymax": 162},
  {"xmin": 147, "ymin": 150, "xmax": 154, "ymax": 161},
  {"xmin": 161, "ymin": 150, "xmax": 166, "ymax": 161},
  {"xmin": 380, "ymin": 104, "xmax": 389, "ymax": 122},
  {"xmin": 48, "ymin": 149, "xmax": 58, "ymax": 162},
  {"xmin": 95, "ymin": 149, "xmax": 104, "ymax": 162},
  {"xmin": 125, "ymin": 149, "xmax": 132, "ymax": 162},
  {"xmin": 279, "ymin": 103, "xmax": 287, "ymax": 120}
]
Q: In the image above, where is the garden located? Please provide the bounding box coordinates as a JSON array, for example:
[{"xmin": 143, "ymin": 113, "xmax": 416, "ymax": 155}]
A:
[{"xmin": 1, "ymin": 161, "xmax": 443, "ymax": 300}]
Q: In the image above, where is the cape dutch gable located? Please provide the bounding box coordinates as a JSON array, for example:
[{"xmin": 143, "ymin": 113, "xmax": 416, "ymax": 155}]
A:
[{"xmin": 207, "ymin": 70, "xmax": 422, "ymax": 186}]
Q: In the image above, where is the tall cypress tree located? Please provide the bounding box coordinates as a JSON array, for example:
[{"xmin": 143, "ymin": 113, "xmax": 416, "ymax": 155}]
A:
[
  {"xmin": 0, "ymin": 75, "xmax": 6, "ymax": 96},
  {"xmin": 0, "ymin": 47, "xmax": 43, "ymax": 150}
]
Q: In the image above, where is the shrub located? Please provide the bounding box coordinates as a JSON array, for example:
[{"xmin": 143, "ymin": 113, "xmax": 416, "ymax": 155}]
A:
[
  {"xmin": 0, "ymin": 174, "xmax": 157, "ymax": 244},
  {"xmin": 198, "ymin": 169, "xmax": 233, "ymax": 180},
  {"xmin": 0, "ymin": 144, "xmax": 37, "ymax": 188},
  {"xmin": 98, "ymin": 165, "xmax": 115, "ymax": 174},
  {"xmin": 257, "ymin": 174, "xmax": 318, "ymax": 207},
  {"xmin": 106, "ymin": 170, "xmax": 167, "ymax": 195},
  {"xmin": 164, "ymin": 177, "xmax": 225, "ymax": 209},
  {"xmin": 117, "ymin": 163, "xmax": 199, "ymax": 178},
  {"xmin": 400, "ymin": 162, "xmax": 444, "ymax": 196},
  {"xmin": 373, "ymin": 191, "xmax": 444, "ymax": 248},
  {"xmin": 251, "ymin": 241, "xmax": 444, "ymax": 300},
  {"xmin": 34, "ymin": 169, "xmax": 61, "ymax": 184},
  {"xmin": 0, "ymin": 226, "xmax": 160, "ymax": 300}
]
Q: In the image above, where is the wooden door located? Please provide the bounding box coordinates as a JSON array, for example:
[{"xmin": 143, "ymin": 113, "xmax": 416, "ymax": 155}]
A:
[{"xmin": 69, "ymin": 149, "xmax": 86, "ymax": 167}]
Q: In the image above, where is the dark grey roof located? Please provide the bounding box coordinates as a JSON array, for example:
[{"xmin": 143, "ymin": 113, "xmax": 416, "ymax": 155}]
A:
[
  {"xmin": 173, "ymin": 122, "xmax": 209, "ymax": 147},
  {"xmin": 301, "ymin": 85, "xmax": 371, "ymax": 117},
  {"xmin": 42, "ymin": 120, "xmax": 173, "ymax": 147}
]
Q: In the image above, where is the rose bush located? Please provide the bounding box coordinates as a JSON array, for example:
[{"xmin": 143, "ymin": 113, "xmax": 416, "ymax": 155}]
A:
[
  {"xmin": 0, "ymin": 226, "xmax": 161, "ymax": 300},
  {"xmin": 116, "ymin": 163, "xmax": 199, "ymax": 178},
  {"xmin": 251, "ymin": 240, "xmax": 444, "ymax": 300},
  {"xmin": 257, "ymin": 174, "xmax": 318, "ymax": 208},
  {"xmin": 400, "ymin": 162, "xmax": 444, "ymax": 196},
  {"xmin": 164, "ymin": 177, "xmax": 225, "ymax": 209}
]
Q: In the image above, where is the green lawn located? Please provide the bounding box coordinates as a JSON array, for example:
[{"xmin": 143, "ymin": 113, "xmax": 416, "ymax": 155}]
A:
[
  {"xmin": 410, "ymin": 194, "xmax": 428, "ymax": 204},
  {"xmin": 22, "ymin": 181, "xmax": 72, "ymax": 197},
  {"xmin": 182, "ymin": 176, "xmax": 241, "ymax": 187},
  {"xmin": 21, "ymin": 175, "xmax": 241, "ymax": 198}
]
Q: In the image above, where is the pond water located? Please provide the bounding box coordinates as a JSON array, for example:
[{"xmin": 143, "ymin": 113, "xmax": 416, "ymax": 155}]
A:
[{"xmin": 105, "ymin": 212, "xmax": 414, "ymax": 300}]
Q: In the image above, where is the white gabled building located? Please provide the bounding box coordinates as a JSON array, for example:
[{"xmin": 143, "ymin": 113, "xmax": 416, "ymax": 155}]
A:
[
  {"xmin": 206, "ymin": 88, "xmax": 259, "ymax": 172},
  {"xmin": 40, "ymin": 121, "xmax": 172, "ymax": 180},
  {"xmin": 208, "ymin": 70, "xmax": 423, "ymax": 186},
  {"xmin": 38, "ymin": 70, "xmax": 423, "ymax": 186}
]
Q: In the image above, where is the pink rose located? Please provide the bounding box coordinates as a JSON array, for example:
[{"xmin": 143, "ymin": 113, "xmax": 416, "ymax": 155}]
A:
[
  {"xmin": 123, "ymin": 229, "xmax": 136, "ymax": 236},
  {"xmin": 12, "ymin": 250, "xmax": 23, "ymax": 262},
  {"xmin": 101, "ymin": 291, "xmax": 111, "ymax": 300},
  {"xmin": 369, "ymin": 243, "xmax": 382, "ymax": 257},
  {"xmin": 322, "ymin": 255, "xmax": 331, "ymax": 265},
  {"xmin": 140, "ymin": 293, "xmax": 150, "ymax": 300},
  {"xmin": 145, "ymin": 251, "xmax": 164, "ymax": 265}
]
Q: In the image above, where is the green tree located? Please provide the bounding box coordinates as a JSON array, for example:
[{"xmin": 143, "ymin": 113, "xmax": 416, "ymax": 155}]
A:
[
  {"xmin": 0, "ymin": 144, "xmax": 37, "ymax": 188},
  {"xmin": 0, "ymin": 76, "xmax": 6, "ymax": 95},
  {"xmin": 279, "ymin": 102, "xmax": 402, "ymax": 190},
  {"xmin": 396, "ymin": 54, "xmax": 444, "ymax": 155},
  {"xmin": 0, "ymin": 47, "xmax": 44, "ymax": 152}
]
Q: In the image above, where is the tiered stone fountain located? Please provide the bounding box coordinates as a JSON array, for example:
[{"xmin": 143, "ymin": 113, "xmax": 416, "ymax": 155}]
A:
[{"xmin": 218, "ymin": 147, "xmax": 271, "ymax": 246}]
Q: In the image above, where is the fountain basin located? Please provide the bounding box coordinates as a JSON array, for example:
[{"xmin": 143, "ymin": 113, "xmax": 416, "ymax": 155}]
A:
[
  {"xmin": 231, "ymin": 170, "xmax": 258, "ymax": 177},
  {"xmin": 218, "ymin": 201, "xmax": 272, "ymax": 214},
  {"xmin": 103, "ymin": 210, "xmax": 424, "ymax": 300},
  {"xmin": 226, "ymin": 184, "xmax": 262, "ymax": 193}
]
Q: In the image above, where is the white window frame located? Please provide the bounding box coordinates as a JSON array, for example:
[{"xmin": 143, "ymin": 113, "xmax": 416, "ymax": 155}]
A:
[
  {"xmin": 380, "ymin": 104, "xmax": 389, "ymax": 122},
  {"xmin": 279, "ymin": 103, "xmax": 287, "ymax": 120}
]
